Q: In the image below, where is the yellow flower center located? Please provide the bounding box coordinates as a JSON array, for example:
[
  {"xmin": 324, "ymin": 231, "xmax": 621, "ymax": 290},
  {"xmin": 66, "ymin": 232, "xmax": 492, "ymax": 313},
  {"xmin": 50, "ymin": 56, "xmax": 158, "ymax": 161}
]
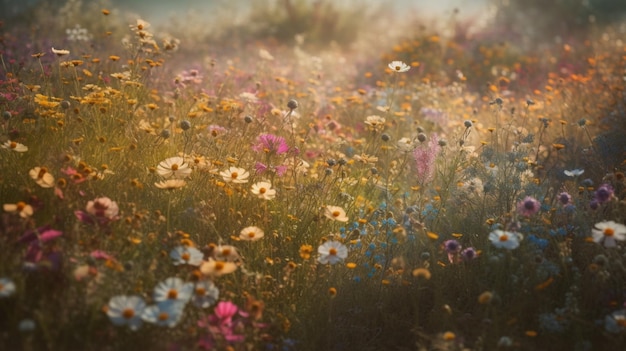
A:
[
  {"xmin": 332, "ymin": 211, "xmax": 340, "ymax": 218},
  {"xmin": 499, "ymin": 234, "xmax": 509, "ymax": 242},
  {"xmin": 10, "ymin": 142, "xmax": 17, "ymax": 149},
  {"xmin": 604, "ymin": 228, "xmax": 615, "ymax": 237},
  {"xmin": 259, "ymin": 187, "xmax": 266, "ymax": 194},
  {"xmin": 395, "ymin": 65, "xmax": 401, "ymax": 71},
  {"xmin": 215, "ymin": 261, "xmax": 225, "ymax": 271},
  {"xmin": 222, "ymin": 248, "xmax": 231, "ymax": 256},
  {"xmin": 329, "ymin": 248, "xmax": 338, "ymax": 256},
  {"xmin": 16, "ymin": 201, "xmax": 26, "ymax": 211},
  {"xmin": 171, "ymin": 164, "xmax": 179, "ymax": 171},
  {"xmin": 158, "ymin": 312, "xmax": 169, "ymax": 321},
  {"xmin": 231, "ymin": 172, "xmax": 238, "ymax": 179},
  {"xmin": 248, "ymin": 232, "xmax": 256, "ymax": 238},
  {"xmin": 181, "ymin": 252, "xmax": 190, "ymax": 261},
  {"xmin": 122, "ymin": 308, "xmax": 135, "ymax": 319},
  {"xmin": 167, "ymin": 289, "xmax": 178, "ymax": 299},
  {"xmin": 38, "ymin": 168, "xmax": 48, "ymax": 179},
  {"xmin": 195, "ymin": 287, "xmax": 206, "ymax": 296}
]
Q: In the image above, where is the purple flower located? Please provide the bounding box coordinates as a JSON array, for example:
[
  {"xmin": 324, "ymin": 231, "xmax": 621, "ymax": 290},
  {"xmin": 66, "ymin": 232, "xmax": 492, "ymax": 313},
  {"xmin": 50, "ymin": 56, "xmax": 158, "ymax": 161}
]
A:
[
  {"xmin": 443, "ymin": 240, "xmax": 461, "ymax": 253},
  {"xmin": 594, "ymin": 184, "xmax": 614, "ymax": 204},
  {"xmin": 460, "ymin": 247, "xmax": 478, "ymax": 262},
  {"xmin": 252, "ymin": 134, "xmax": 289, "ymax": 155},
  {"xmin": 517, "ymin": 196, "xmax": 541, "ymax": 217},
  {"xmin": 557, "ymin": 192, "xmax": 572, "ymax": 206}
]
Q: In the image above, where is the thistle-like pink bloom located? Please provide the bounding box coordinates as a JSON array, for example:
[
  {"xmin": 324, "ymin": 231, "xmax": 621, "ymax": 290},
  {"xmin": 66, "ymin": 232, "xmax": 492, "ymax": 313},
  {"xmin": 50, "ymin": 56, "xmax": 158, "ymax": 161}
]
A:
[
  {"xmin": 413, "ymin": 133, "xmax": 440, "ymax": 183},
  {"xmin": 252, "ymin": 133, "xmax": 289, "ymax": 155}
]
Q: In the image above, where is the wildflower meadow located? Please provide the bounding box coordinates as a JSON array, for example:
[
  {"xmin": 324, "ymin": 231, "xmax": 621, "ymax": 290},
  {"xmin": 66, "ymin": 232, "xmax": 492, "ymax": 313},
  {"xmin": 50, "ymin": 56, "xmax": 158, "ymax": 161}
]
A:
[{"xmin": 1, "ymin": 0, "xmax": 626, "ymax": 350}]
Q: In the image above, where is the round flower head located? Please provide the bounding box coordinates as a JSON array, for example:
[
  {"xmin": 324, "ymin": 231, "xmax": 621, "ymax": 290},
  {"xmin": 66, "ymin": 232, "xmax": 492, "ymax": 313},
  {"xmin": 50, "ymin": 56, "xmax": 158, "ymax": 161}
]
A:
[
  {"xmin": 192, "ymin": 280, "xmax": 220, "ymax": 308},
  {"xmin": 86, "ymin": 197, "xmax": 119, "ymax": 220},
  {"xmin": 170, "ymin": 246, "xmax": 204, "ymax": 266},
  {"xmin": 557, "ymin": 192, "xmax": 572, "ymax": 206},
  {"xmin": 324, "ymin": 205, "xmax": 349, "ymax": 222},
  {"xmin": 317, "ymin": 240, "xmax": 348, "ymax": 264},
  {"xmin": 517, "ymin": 196, "xmax": 541, "ymax": 217},
  {"xmin": 200, "ymin": 258, "xmax": 238, "ymax": 277},
  {"xmin": 489, "ymin": 230, "xmax": 523, "ymax": 250},
  {"xmin": 220, "ymin": 166, "xmax": 249, "ymax": 184},
  {"xmin": 251, "ymin": 181, "xmax": 276, "ymax": 200},
  {"xmin": 153, "ymin": 277, "xmax": 193, "ymax": 304},
  {"xmin": 2, "ymin": 140, "xmax": 28, "ymax": 152},
  {"xmin": 239, "ymin": 226, "xmax": 264, "ymax": 241},
  {"xmin": 388, "ymin": 60, "xmax": 410, "ymax": 73},
  {"xmin": 594, "ymin": 184, "xmax": 614, "ymax": 204},
  {"xmin": 591, "ymin": 220, "xmax": 626, "ymax": 248},
  {"xmin": 107, "ymin": 295, "xmax": 146, "ymax": 331},
  {"xmin": 29, "ymin": 167, "xmax": 55, "ymax": 188},
  {"xmin": 157, "ymin": 156, "xmax": 192, "ymax": 179},
  {"xmin": 3, "ymin": 201, "xmax": 34, "ymax": 218},
  {"xmin": 141, "ymin": 300, "xmax": 185, "ymax": 328}
]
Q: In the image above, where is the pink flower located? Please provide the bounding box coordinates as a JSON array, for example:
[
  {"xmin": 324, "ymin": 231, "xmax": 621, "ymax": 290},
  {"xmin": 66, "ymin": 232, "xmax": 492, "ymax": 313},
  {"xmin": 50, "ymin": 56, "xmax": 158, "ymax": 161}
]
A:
[
  {"xmin": 251, "ymin": 133, "xmax": 289, "ymax": 155},
  {"xmin": 75, "ymin": 197, "xmax": 120, "ymax": 226},
  {"xmin": 517, "ymin": 196, "xmax": 541, "ymax": 217},
  {"xmin": 413, "ymin": 133, "xmax": 440, "ymax": 183}
]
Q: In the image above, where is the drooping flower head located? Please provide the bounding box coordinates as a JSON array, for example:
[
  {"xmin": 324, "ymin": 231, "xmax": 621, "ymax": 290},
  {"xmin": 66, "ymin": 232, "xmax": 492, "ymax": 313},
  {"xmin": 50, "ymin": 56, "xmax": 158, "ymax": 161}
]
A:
[{"xmin": 252, "ymin": 133, "xmax": 289, "ymax": 155}]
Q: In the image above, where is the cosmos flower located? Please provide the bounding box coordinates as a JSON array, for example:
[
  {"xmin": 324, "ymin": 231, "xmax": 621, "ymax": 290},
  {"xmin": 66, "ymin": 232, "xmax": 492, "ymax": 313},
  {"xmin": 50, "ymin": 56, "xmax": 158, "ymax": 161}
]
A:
[
  {"xmin": 318, "ymin": 240, "xmax": 348, "ymax": 264},
  {"xmin": 106, "ymin": 295, "xmax": 146, "ymax": 331},
  {"xmin": 170, "ymin": 246, "xmax": 204, "ymax": 266},
  {"xmin": 239, "ymin": 226, "xmax": 264, "ymax": 241},
  {"xmin": 141, "ymin": 300, "xmax": 185, "ymax": 328},
  {"xmin": 153, "ymin": 277, "xmax": 193, "ymax": 304},
  {"xmin": 200, "ymin": 259, "xmax": 238, "ymax": 277},
  {"xmin": 250, "ymin": 181, "xmax": 276, "ymax": 200},
  {"xmin": 388, "ymin": 60, "xmax": 410, "ymax": 73},
  {"xmin": 212, "ymin": 245, "xmax": 241, "ymax": 262},
  {"xmin": 3, "ymin": 201, "xmax": 34, "ymax": 218},
  {"xmin": 591, "ymin": 221, "xmax": 626, "ymax": 248},
  {"xmin": 86, "ymin": 197, "xmax": 119, "ymax": 220},
  {"xmin": 29, "ymin": 167, "xmax": 55, "ymax": 188},
  {"xmin": 1, "ymin": 140, "xmax": 28, "ymax": 152},
  {"xmin": 220, "ymin": 167, "xmax": 249, "ymax": 184},
  {"xmin": 324, "ymin": 205, "xmax": 349, "ymax": 222},
  {"xmin": 516, "ymin": 196, "xmax": 541, "ymax": 217},
  {"xmin": 489, "ymin": 230, "xmax": 523, "ymax": 250},
  {"xmin": 192, "ymin": 280, "xmax": 220, "ymax": 308},
  {"xmin": 157, "ymin": 156, "xmax": 192, "ymax": 179}
]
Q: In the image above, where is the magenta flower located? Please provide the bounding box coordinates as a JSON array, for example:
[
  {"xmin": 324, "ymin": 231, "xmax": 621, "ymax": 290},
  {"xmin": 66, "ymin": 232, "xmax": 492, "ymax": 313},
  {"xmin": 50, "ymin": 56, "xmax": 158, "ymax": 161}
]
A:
[
  {"xmin": 252, "ymin": 133, "xmax": 289, "ymax": 155},
  {"xmin": 517, "ymin": 196, "xmax": 541, "ymax": 217}
]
